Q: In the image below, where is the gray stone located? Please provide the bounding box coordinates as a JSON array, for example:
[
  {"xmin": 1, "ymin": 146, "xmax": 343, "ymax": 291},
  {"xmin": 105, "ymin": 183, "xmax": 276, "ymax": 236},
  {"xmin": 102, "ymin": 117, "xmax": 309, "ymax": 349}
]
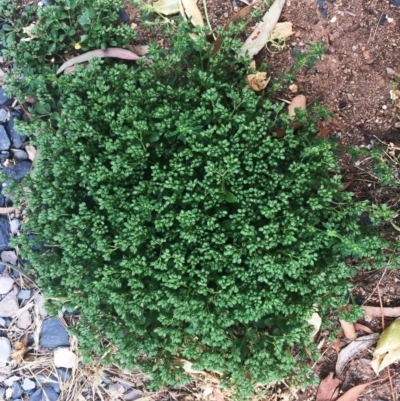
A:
[
  {"xmin": 0, "ymin": 109, "xmax": 7, "ymax": 123},
  {"xmin": 0, "ymin": 387, "xmax": 4, "ymax": 400},
  {"xmin": 10, "ymin": 218, "xmax": 19, "ymax": 234},
  {"xmin": 0, "ymin": 88, "xmax": 12, "ymax": 108},
  {"xmin": 43, "ymin": 386, "xmax": 59, "ymax": 401},
  {"xmin": 118, "ymin": 8, "xmax": 129, "ymax": 23},
  {"xmin": 37, "ymin": 374, "xmax": 60, "ymax": 393},
  {"xmin": 22, "ymin": 378, "xmax": 36, "ymax": 391},
  {"xmin": 18, "ymin": 289, "xmax": 31, "ymax": 300},
  {"xmin": 29, "ymin": 388, "xmax": 42, "ymax": 401},
  {"xmin": 0, "ymin": 218, "xmax": 10, "ymax": 251},
  {"xmin": 124, "ymin": 389, "xmax": 143, "ymax": 401},
  {"xmin": 0, "ymin": 317, "xmax": 5, "ymax": 326},
  {"xmin": 3, "ymin": 160, "xmax": 32, "ymax": 182},
  {"xmin": 5, "ymin": 116, "xmax": 27, "ymax": 149},
  {"xmin": 0, "ymin": 276, "xmax": 13, "ymax": 295},
  {"xmin": 0, "ymin": 337, "xmax": 11, "ymax": 367},
  {"xmin": 0, "ymin": 293, "xmax": 18, "ymax": 317},
  {"xmin": 12, "ymin": 381, "xmax": 23, "ymax": 398},
  {"xmin": 56, "ymin": 368, "xmax": 71, "ymax": 383},
  {"xmin": 0, "ymin": 125, "xmax": 10, "ymax": 151},
  {"xmin": 40, "ymin": 318, "xmax": 69, "ymax": 348},
  {"xmin": 13, "ymin": 150, "xmax": 28, "ymax": 162}
]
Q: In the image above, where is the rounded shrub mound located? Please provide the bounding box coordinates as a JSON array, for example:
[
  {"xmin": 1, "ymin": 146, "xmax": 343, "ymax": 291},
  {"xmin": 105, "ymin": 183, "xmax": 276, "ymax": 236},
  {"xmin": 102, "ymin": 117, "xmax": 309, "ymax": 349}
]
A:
[{"xmin": 16, "ymin": 29, "xmax": 394, "ymax": 397}]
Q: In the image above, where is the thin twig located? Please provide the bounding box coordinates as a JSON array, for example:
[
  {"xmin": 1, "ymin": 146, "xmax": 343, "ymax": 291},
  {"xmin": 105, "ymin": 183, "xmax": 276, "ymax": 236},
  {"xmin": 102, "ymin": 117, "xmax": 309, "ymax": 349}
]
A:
[
  {"xmin": 202, "ymin": 0, "xmax": 216, "ymax": 40},
  {"xmin": 376, "ymin": 280, "xmax": 385, "ymax": 329}
]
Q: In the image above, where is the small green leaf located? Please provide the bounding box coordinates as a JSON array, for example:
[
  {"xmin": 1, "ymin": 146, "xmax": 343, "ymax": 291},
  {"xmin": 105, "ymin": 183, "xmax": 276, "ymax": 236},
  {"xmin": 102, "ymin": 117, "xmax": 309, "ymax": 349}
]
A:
[
  {"xmin": 224, "ymin": 192, "xmax": 237, "ymax": 203},
  {"xmin": 34, "ymin": 102, "xmax": 51, "ymax": 115}
]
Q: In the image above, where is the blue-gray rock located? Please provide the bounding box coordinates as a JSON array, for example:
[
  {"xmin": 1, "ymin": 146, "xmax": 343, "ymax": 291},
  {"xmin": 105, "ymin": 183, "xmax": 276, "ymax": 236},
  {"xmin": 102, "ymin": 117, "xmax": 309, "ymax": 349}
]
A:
[
  {"xmin": 0, "ymin": 88, "xmax": 12, "ymax": 108},
  {"xmin": 0, "ymin": 218, "xmax": 9, "ymax": 251},
  {"xmin": 42, "ymin": 0, "xmax": 52, "ymax": 5},
  {"xmin": 0, "ymin": 109, "xmax": 7, "ymax": 123},
  {"xmin": 0, "ymin": 125, "xmax": 10, "ymax": 151},
  {"xmin": 0, "ymin": 264, "xmax": 5, "ymax": 274},
  {"xmin": 12, "ymin": 381, "xmax": 23, "ymax": 398},
  {"xmin": 3, "ymin": 160, "xmax": 32, "ymax": 182},
  {"xmin": 124, "ymin": 389, "xmax": 143, "ymax": 401},
  {"xmin": 5, "ymin": 116, "xmax": 27, "ymax": 148},
  {"xmin": 18, "ymin": 289, "xmax": 31, "ymax": 300},
  {"xmin": 13, "ymin": 150, "xmax": 28, "ymax": 162},
  {"xmin": 40, "ymin": 318, "xmax": 69, "ymax": 348},
  {"xmin": 118, "ymin": 8, "xmax": 129, "ymax": 23},
  {"xmin": 22, "ymin": 377, "xmax": 36, "ymax": 391},
  {"xmin": 43, "ymin": 386, "xmax": 59, "ymax": 401},
  {"xmin": 0, "ymin": 387, "xmax": 4, "ymax": 400},
  {"xmin": 29, "ymin": 388, "xmax": 42, "ymax": 401},
  {"xmin": 393, "ymin": 0, "xmax": 400, "ymax": 5},
  {"xmin": 56, "ymin": 368, "xmax": 72, "ymax": 382}
]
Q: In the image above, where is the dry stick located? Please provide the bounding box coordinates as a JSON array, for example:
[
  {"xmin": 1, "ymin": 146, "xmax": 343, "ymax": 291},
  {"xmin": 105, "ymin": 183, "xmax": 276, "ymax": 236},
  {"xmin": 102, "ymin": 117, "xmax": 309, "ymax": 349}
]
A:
[{"xmin": 376, "ymin": 281, "xmax": 396, "ymax": 401}]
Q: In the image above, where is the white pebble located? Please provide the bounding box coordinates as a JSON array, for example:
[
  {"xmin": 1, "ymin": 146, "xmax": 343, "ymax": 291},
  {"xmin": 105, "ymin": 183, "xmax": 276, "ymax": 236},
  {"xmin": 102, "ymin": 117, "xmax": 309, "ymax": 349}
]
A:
[{"xmin": 382, "ymin": 105, "xmax": 387, "ymax": 110}]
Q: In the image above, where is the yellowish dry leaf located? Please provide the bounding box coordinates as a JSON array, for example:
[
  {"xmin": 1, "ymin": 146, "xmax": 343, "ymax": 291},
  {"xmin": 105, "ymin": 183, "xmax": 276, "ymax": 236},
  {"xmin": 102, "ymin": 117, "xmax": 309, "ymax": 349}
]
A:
[
  {"xmin": 153, "ymin": 0, "xmax": 180, "ymax": 15},
  {"xmin": 74, "ymin": 42, "xmax": 81, "ymax": 50},
  {"xmin": 270, "ymin": 21, "xmax": 293, "ymax": 40},
  {"xmin": 25, "ymin": 145, "xmax": 37, "ymax": 161},
  {"xmin": 246, "ymin": 72, "xmax": 270, "ymax": 91},
  {"xmin": 181, "ymin": 0, "xmax": 204, "ymax": 27},
  {"xmin": 12, "ymin": 336, "xmax": 28, "ymax": 364},
  {"xmin": 306, "ymin": 311, "xmax": 322, "ymax": 341},
  {"xmin": 371, "ymin": 318, "xmax": 400, "ymax": 374}
]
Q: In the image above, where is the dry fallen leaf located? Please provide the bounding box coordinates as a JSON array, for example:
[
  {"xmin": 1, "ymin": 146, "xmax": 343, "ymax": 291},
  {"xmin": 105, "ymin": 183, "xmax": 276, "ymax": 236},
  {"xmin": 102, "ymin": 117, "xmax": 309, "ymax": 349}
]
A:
[
  {"xmin": 316, "ymin": 372, "xmax": 340, "ymax": 401},
  {"xmin": 12, "ymin": 336, "xmax": 28, "ymax": 364},
  {"xmin": 371, "ymin": 317, "xmax": 400, "ymax": 374},
  {"xmin": 246, "ymin": 72, "xmax": 270, "ymax": 91},
  {"xmin": 306, "ymin": 311, "xmax": 322, "ymax": 341},
  {"xmin": 153, "ymin": 0, "xmax": 180, "ymax": 15},
  {"xmin": 288, "ymin": 94, "xmax": 306, "ymax": 118},
  {"xmin": 0, "ymin": 207, "xmax": 16, "ymax": 214},
  {"xmin": 57, "ymin": 48, "xmax": 140, "ymax": 75},
  {"xmin": 25, "ymin": 145, "xmax": 37, "ymax": 161},
  {"xmin": 362, "ymin": 306, "xmax": 400, "ymax": 317},
  {"xmin": 335, "ymin": 333, "xmax": 379, "ymax": 376},
  {"xmin": 181, "ymin": 0, "xmax": 204, "ymax": 27},
  {"xmin": 270, "ymin": 21, "xmax": 294, "ymax": 40},
  {"xmin": 336, "ymin": 382, "xmax": 371, "ymax": 401},
  {"xmin": 239, "ymin": 0, "xmax": 287, "ymax": 58},
  {"xmin": 74, "ymin": 42, "xmax": 81, "ymax": 50},
  {"xmin": 354, "ymin": 323, "xmax": 374, "ymax": 334},
  {"xmin": 213, "ymin": 388, "xmax": 224, "ymax": 401}
]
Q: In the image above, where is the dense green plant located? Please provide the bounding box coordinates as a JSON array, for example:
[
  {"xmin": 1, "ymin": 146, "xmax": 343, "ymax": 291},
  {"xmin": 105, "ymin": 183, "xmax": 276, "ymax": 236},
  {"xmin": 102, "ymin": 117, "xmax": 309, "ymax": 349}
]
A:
[
  {"xmin": 0, "ymin": 0, "xmax": 136, "ymax": 102},
  {"xmin": 2, "ymin": 3, "xmax": 399, "ymax": 398}
]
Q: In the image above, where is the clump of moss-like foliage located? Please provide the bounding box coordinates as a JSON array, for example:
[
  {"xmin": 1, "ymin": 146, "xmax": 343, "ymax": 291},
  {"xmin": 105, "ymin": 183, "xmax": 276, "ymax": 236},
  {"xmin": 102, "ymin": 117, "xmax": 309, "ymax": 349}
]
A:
[{"xmin": 2, "ymin": 1, "xmax": 399, "ymax": 398}]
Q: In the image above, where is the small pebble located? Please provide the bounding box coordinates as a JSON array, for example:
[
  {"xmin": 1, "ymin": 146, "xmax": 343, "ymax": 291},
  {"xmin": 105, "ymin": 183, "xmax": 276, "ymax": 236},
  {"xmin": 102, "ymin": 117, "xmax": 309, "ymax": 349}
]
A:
[
  {"xmin": 12, "ymin": 381, "xmax": 23, "ymax": 398},
  {"xmin": 223, "ymin": 12, "xmax": 229, "ymax": 18},
  {"xmin": 0, "ymin": 276, "xmax": 13, "ymax": 295},
  {"xmin": 0, "ymin": 109, "xmax": 7, "ymax": 123},
  {"xmin": 29, "ymin": 388, "xmax": 42, "ymax": 401},
  {"xmin": 0, "ymin": 293, "xmax": 19, "ymax": 317},
  {"xmin": 22, "ymin": 378, "xmax": 36, "ymax": 391},
  {"xmin": 386, "ymin": 67, "xmax": 397, "ymax": 75},
  {"xmin": 382, "ymin": 105, "xmax": 387, "ymax": 110},
  {"xmin": 18, "ymin": 289, "xmax": 31, "ymax": 300},
  {"xmin": 10, "ymin": 218, "xmax": 20, "ymax": 234},
  {"xmin": 0, "ymin": 337, "xmax": 11, "ymax": 367}
]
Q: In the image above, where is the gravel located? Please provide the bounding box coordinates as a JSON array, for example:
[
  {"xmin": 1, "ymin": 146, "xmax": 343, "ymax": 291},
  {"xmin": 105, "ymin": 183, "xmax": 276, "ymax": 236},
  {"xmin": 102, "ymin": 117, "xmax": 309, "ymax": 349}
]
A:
[{"xmin": 40, "ymin": 318, "xmax": 70, "ymax": 348}]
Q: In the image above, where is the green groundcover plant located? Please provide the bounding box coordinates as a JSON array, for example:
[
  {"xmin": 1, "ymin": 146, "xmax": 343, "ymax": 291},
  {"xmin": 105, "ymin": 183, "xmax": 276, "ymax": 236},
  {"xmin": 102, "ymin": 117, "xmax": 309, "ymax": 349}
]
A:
[{"xmin": 2, "ymin": 1, "xmax": 400, "ymax": 398}]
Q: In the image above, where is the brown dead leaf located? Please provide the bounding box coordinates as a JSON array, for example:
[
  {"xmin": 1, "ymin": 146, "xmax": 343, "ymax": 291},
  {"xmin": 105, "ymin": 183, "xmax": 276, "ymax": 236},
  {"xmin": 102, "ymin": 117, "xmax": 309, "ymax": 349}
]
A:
[
  {"xmin": 317, "ymin": 127, "xmax": 330, "ymax": 139},
  {"xmin": 270, "ymin": 21, "xmax": 294, "ymax": 40},
  {"xmin": 335, "ymin": 333, "xmax": 379, "ymax": 376},
  {"xmin": 0, "ymin": 207, "xmax": 16, "ymax": 214},
  {"xmin": 336, "ymin": 382, "xmax": 371, "ymax": 401},
  {"xmin": 12, "ymin": 336, "xmax": 28, "ymax": 364},
  {"xmin": 246, "ymin": 72, "xmax": 270, "ymax": 91},
  {"xmin": 363, "ymin": 306, "xmax": 400, "ymax": 317},
  {"xmin": 339, "ymin": 176, "xmax": 355, "ymax": 192},
  {"xmin": 362, "ymin": 49, "xmax": 370, "ymax": 59},
  {"xmin": 354, "ymin": 323, "xmax": 374, "ymax": 334},
  {"xmin": 316, "ymin": 372, "xmax": 340, "ymax": 401}
]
